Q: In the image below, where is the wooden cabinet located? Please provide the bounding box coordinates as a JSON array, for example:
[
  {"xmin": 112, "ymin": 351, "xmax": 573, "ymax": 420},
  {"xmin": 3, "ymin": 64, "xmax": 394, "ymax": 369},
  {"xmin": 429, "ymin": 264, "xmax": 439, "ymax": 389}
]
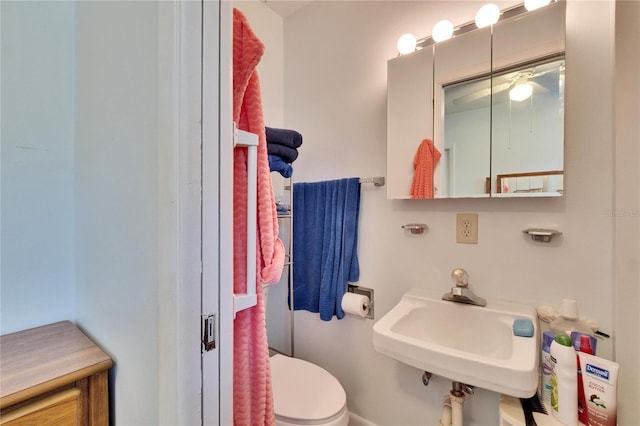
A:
[{"xmin": 0, "ymin": 321, "xmax": 112, "ymax": 425}]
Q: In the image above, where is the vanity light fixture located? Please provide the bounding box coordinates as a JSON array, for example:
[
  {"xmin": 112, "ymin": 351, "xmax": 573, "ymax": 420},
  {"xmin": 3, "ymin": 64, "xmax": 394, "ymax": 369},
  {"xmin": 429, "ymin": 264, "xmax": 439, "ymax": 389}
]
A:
[
  {"xmin": 397, "ymin": 33, "xmax": 417, "ymax": 55},
  {"xmin": 432, "ymin": 20, "xmax": 454, "ymax": 43},
  {"xmin": 509, "ymin": 83, "xmax": 533, "ymax": 101},
  {"xmin": 395, "ymin": 1, "xmax": 555, "ymax": 54},
  {"xmin": 524, "ymin": 0, "xmax": 552, "ymax": 11},
  {"xmin": 475, "ymin": 3, "xmax": 501, "ymax": 28}
]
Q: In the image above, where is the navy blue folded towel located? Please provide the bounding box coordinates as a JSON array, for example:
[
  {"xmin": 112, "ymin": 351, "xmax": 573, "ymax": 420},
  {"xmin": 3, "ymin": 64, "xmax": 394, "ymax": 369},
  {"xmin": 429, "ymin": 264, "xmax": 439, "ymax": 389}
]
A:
[
  {"xmin": 267, "ymin": 143, "xmax": 298, "ymax": 163},
  {"xmin": 268, "ymin": 155, "xmax": 293, "ymax": 178},
  {"xmin": 276, "ymin": 201, "xmax": 290, "ymax": 214},
  {"xmin": 266, "ymin": 126, "xmax": 303, "ymax": 148},
  {"xmin": 292, "ymin": 178, "xmax": 361, "ymax": 320}
]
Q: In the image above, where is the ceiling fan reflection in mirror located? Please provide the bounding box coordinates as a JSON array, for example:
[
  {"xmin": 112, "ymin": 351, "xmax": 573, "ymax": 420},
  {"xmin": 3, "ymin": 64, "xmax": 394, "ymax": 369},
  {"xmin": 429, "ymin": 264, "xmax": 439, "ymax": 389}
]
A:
[{"xmin": 444, "ymin": 56, "xmax": 565, "ymax": 113}]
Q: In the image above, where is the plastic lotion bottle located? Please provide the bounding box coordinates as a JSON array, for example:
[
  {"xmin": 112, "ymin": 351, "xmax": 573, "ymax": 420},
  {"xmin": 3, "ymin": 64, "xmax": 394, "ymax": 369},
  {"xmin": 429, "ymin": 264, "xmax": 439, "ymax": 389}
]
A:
[
  {"xmin": 550, "ymin": 333, "xmax": 578, "ymax": 425},
  {"xmin": 577, "ymin": 352, "xmax": 619, "ymax": 426},
  {"xmin": 550, "ymin": 299, "xmax": 593, "ymax": 336},
  {"xmin": 541, "ymin": 331, "xmax": 556, "ymax": 408},
  {"xmin": 577, "ymin": 334, "xmax": 595, "ymax": 425}
]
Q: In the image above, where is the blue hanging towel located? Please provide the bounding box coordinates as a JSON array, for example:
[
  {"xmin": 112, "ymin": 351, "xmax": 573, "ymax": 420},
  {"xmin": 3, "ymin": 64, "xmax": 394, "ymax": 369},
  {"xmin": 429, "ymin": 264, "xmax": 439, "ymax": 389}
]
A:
[{"xmin": 292, "ymin": 177, "xmax": 361, "ymax": 320}]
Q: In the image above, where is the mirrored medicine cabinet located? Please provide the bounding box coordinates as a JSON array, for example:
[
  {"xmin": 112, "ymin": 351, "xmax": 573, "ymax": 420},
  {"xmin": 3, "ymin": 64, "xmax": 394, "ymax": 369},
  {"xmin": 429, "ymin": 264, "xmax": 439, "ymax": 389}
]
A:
[{"xmin": 387, "ymin": 1, "xmax": 566, "ymax": 199}]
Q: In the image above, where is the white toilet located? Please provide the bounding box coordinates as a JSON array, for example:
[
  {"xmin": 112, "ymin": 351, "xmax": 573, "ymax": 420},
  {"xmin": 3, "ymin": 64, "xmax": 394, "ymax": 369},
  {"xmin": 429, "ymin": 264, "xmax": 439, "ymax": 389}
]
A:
[{"xmin": 270, "ymin": 354, "xmax": 349, "ymax": 426}]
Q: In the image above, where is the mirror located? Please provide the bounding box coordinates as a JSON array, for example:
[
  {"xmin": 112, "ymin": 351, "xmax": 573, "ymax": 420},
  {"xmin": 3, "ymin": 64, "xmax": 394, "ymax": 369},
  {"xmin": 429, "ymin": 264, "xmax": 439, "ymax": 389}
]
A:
[
  {"xmin": 490, "ymin": 57, "xmax": 565, "ymax": 196},
  {"xmin": 434, "ymin": 27, "xmax": 492, "ymax": 198},
  {"xmin": 387, "ymin": 1, "xmax": 566, "ymax": 199},
  {"xmin": 443, "ymin": 56, "xmax": 565, "ymax": 197},
  {"xmin": 386, "ymin": 46, "xmax": 434, "ymax": 199},
  {"xmin": 489, "ymin": 2, "xmax": 565, "ymax": 197}
]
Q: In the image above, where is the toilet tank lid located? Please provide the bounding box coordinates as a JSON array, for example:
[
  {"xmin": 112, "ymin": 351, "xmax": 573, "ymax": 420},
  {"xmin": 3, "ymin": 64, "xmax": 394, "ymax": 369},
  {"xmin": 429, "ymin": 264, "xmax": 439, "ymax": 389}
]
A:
[{"xmin": 270, "ymin": 354, "xmax": 347, "ymax": 421}]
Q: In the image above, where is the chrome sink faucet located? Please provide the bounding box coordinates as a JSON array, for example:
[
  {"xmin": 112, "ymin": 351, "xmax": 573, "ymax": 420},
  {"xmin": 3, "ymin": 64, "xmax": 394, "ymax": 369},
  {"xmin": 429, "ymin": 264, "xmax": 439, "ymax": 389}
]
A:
[{"xmin": 442, "ymin": 268, "xmax": 487, "ymax": 307}]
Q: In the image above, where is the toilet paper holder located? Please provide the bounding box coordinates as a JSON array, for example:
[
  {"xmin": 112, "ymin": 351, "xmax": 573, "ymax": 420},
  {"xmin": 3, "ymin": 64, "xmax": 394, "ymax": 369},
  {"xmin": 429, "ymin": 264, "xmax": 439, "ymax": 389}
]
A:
[{"xmin": 347, "ymin": 284, "xmax": 374, "ymax": 319}]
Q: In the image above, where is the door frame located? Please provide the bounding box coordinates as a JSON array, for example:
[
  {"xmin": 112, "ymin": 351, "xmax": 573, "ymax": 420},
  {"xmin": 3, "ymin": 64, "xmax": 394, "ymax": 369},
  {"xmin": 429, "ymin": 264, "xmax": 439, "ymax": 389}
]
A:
[
  {"xmin": 157, "ymin": 0, "xmax": 232, "ymax": 424},
  {"xmin": 202, "ymin": 0, "xmax": 234, "ymax": 424}
]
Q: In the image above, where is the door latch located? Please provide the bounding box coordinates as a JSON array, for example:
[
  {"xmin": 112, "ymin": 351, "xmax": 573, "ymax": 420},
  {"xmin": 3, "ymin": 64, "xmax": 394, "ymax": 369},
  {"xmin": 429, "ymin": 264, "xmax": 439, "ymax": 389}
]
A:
[{"xmin": 202, "ymin": 315, "xmax": 215, "ymax": 351}]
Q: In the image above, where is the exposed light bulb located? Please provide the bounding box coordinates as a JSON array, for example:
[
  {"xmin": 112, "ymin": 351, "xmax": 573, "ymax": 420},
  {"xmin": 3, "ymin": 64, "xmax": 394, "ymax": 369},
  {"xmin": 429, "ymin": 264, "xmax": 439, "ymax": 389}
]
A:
[
  {"xmin": 475, "ymin": 3, "xmax": 500, "ymax": 28},
  {"xmin": 524, "ymin": 0, "xmax": 551, "ymax": 11},
  {"xmin": 397, "ymin": 33, "xmax": 417, "ymax": 55},
  {"xmin": 432, "ymin": 20, "xmax": 454, "ymax": 43},
  {"xmin": 509, "ymin": 83, "xmax": 533, "ymax": 101}
]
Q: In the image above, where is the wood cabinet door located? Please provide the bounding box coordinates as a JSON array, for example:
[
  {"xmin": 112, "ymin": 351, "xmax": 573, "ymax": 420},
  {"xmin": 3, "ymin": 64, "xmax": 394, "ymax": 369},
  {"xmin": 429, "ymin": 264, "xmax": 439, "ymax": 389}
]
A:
[{"xmin": 0, "ymin": 388, "xmax": 81, "ymax": 426}]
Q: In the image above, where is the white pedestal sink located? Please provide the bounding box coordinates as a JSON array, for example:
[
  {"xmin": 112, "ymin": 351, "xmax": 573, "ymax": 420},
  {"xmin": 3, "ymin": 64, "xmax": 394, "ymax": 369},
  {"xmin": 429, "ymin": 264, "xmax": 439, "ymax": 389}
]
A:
[{"xmin": 372, "ymin": 287, "xmax": 539, "ymax": 398}]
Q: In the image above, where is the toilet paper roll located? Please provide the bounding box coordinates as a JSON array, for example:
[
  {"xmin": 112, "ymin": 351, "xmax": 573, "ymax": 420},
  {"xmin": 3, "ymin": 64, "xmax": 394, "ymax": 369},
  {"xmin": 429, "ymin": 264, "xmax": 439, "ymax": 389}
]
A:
[{"xmin": 341, "ymin": 292, "xmax": 370, "ymax": 317}]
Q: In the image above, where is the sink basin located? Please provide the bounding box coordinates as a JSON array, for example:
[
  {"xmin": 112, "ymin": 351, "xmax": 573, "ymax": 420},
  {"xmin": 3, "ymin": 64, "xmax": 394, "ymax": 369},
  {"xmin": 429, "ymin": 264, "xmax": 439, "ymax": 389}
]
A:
[{"xmin": 372, "ymin": 287, "xmax": 539, "ymax": 397}]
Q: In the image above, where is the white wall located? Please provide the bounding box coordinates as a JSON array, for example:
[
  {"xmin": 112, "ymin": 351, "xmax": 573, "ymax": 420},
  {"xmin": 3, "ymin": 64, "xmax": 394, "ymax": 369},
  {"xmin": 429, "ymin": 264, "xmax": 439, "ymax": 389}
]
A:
[
  {"xmin": 3, "ymin": 2, "xmax": 208, "ymax": 424},
  {"xmin": 613, "ymin": 0, "xmax": 640, "ymax": 423},
  {"xmin": 74, "ymin": 2, "xmax": 160, "ymax": 424},
  {"xmin": 272, "ymin": 1, "xmax": 636, "ymax": 425},
  {"xmin": 1, "ymin": 1, "xmax": 76, "ymax": 333}
]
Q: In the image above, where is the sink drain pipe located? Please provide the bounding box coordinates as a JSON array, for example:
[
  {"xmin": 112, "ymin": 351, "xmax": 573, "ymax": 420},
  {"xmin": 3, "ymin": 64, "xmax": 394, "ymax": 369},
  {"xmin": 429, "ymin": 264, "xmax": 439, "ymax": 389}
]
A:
[
  {"xmin": 439, "ymin": 395, "xmax": 453, "ymax": 426},
  {"xmin": 439, "ymin": 382, "xmax": 468, "ymax": 426}
]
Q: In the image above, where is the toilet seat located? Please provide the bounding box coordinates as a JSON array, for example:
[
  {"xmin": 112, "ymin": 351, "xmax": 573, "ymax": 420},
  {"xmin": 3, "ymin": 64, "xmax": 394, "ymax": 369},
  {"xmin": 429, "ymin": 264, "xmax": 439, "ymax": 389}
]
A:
[{"xmin": 270, "ymin": 354, "xmax": 348, "ymax": 425}]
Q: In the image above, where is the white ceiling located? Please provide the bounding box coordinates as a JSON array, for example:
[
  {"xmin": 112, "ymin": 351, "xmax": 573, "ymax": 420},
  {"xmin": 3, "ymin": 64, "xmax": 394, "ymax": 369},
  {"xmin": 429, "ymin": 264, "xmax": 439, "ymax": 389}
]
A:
[{"xmin": 264, "ymin": 0, "xmax": 313, "ymax": 17}]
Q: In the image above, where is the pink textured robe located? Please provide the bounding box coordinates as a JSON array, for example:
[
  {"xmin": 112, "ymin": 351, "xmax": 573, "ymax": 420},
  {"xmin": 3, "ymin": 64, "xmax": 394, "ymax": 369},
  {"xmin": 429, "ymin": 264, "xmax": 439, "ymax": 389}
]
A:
[
  {"xmin": 410, "ymin": 138, "xmax": 441, "ymax": 199},
  {"xmin": 233, "ymin": 8, "xmax": 285, "ymax": 426}
]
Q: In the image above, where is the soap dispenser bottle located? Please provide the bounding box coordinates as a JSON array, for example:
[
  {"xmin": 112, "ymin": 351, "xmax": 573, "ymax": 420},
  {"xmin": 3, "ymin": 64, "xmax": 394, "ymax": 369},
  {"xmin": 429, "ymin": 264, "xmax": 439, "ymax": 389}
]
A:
[
  {"xmin": 550, "ymin": 299, "xmax": 593, "ymax": 336},
  {"xmin": 550, "ymin": 333, "xmax": 578, "ymax": 426},
  {"xmin": 540, "ymin": 331, "xmax": 556, "ymax": 408}
]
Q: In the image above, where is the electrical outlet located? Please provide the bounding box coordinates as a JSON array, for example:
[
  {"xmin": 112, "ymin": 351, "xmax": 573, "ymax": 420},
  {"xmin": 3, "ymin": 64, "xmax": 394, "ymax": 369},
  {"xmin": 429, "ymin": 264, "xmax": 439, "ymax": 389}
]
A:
[{"xmin": 456, "ymin": 213, "xmax": 478, "ymax": 244}]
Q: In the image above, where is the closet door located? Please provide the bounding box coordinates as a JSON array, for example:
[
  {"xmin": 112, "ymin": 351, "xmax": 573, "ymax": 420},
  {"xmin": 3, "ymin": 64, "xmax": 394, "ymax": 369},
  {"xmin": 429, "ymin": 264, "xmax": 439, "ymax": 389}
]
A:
[
  {"xmin": 158, "ymin": 0, "xmax": 225, "ymax": 423},
  {"xmin": 202, "ymin": 0, "xmax": 233, "ymax": 425}
]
